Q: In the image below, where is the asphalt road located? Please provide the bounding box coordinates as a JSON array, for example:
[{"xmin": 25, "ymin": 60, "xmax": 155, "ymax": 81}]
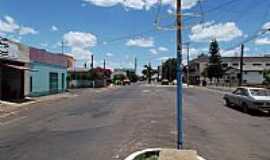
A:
[{"xmin": 0, "ymin": 84, "xmax": 270, "ymax": 160}]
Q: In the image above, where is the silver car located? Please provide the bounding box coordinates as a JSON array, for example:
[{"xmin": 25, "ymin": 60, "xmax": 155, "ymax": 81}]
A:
[{"xmin": 224, "ymin": 87, "xmax": 270, "ymax": 113}]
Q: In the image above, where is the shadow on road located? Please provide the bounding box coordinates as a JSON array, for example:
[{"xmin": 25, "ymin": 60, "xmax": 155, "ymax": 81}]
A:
[{"xmin": 224, "ymin": 105, "xmax": 270, "ymax": 118}]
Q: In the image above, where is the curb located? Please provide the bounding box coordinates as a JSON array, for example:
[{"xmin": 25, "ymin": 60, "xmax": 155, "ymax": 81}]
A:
[{"xmin": 124, "ymin": 148, "xmax": 206, "ymax": 160}]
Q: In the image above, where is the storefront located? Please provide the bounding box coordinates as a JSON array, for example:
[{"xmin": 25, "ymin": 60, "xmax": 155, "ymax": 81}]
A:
[{"xmin": 0, "ymin": 39, "xmax": 30, "ymax": 101}]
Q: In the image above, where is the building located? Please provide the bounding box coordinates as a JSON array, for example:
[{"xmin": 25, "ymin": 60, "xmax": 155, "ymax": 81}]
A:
[
  {"xmin": 0, "ymin": 37, "xmax": 70, "ymax": 101},
  {"xmin": 63, "ymin": 54, "xmax": 76, "ymax": 69},
  {"xmin": 223, "ymin": 67, "xmax": 264, "ymax": 86},
  {"xmin": 68, "ymin": 67, "xmax": 112, "ymax": 88},
  {"xmin": 29, "ymin": 48, "xmax": 68, "ymax": 96},
  {"xmin": 188, "ymin": 55, "xmax": 270, "ymax": 85},
  {"xmin": 0, "ymin": 38, "xmax": 32, "ymax": 101}
]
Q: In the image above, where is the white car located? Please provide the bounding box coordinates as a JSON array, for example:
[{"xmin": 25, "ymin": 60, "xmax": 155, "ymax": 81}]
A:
[{"xmin": 224, "ymin": 87, "xmax": 270, "ymax": 113}]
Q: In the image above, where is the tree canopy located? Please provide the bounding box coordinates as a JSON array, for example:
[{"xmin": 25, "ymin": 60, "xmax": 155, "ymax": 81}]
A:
[{"xmin": 207, "ymin": 39, "xmax": 223, "ymax": 81}]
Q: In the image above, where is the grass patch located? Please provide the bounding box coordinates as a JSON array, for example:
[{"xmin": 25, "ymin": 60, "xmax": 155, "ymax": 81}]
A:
[{"xmin": 134, "ymin": 151, "xmax": 159, "ymax": 160}]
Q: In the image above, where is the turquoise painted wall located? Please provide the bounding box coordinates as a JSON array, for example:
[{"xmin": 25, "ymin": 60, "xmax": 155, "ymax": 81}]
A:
[{"xmin": 29, "ymin": 62, "xmax": 67, "ymax": 96}]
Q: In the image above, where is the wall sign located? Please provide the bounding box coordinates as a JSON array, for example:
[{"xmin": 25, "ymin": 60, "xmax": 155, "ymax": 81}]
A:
[{"xmin": 0, "ymin": 37, "xmax": 9, "ymax": 57}]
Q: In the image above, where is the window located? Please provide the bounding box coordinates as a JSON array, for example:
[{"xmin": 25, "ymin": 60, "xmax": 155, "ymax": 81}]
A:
[
  {"xmin": 250, "ymin": 89, "xmax": 270, "ymax": 96},
  {"xmin": 233, "ymin": 88, "xmax": 249, "ymax": 96},
  {"xmin": 49, "ymin": 72, "xmax": 58, "ymax": 93},
  {"xmin": 222, "ymin": 63, "xmax": 228, "ymax": 67},
  {"xmin": 233, "ymin": 89, "xmax": 242, "ymax": 95}
]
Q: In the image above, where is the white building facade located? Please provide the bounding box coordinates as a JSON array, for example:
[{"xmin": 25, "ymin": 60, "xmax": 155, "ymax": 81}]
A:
[{"xmin": 189, "ymin": 55, "xmax": 270, "ymax": 86}]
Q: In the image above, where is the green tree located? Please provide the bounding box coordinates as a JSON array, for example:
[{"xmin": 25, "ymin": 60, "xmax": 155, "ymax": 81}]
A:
[
  {"xmin": 263, "ymin": 70, "xmax": 270, "ymax": 85},
  {"xmin": 142, "ymin": 64, "xmax": 156, "ymax": 84},
  {"xmin": 126, "ymin": 70, "xmax": 138, "ymax": 82},
  {"xmin": 207, "ymin": 39, "xmax": 223, "ymax": 83},
  {"xmin": 161, "ymin": 58, "xmax": 177, "ymax": 82},
  {"xmin": 112, "ymin": 74, "xmax": 126, "ymax": 83}
]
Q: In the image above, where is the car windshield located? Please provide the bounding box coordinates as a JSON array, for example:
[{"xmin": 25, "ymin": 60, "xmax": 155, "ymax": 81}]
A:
[{"xmin": 250, "ymin": 89, "xmax": 270, "ymax": 96}]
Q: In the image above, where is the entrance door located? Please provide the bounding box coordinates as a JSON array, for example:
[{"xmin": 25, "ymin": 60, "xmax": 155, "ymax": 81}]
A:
[
  {"xmin": 61, "ymin": 73, "xmax": 64, "ymax": 90},
  {"xmin": 49, "ymin": 72, "xmax": 58, "ymax": 93},
  {"xmin": 1, "ymin": 66, "xmax": 24, "ymax": 101}
]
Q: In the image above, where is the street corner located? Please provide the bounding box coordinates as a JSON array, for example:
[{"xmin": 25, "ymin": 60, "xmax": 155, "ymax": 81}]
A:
[
  {"xmin": 0, "ymin": 103, "xmax": 21, "ymax": 121},
  {"xmin": 32, "ymin": 92, "xmax": 78, "ymax": 103}
]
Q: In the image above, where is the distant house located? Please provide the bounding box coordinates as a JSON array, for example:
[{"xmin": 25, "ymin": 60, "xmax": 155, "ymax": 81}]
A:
[
  {"xmin": 68, "ymin": 67, "xmax": 112, "ymax": 88},
  {"xmin": 188, "ymin": 55, "xmax": 270, "ymax": 86},
  {"xmin": 223, "ymin": 67, "xmax": 264, "ymax": 86}
]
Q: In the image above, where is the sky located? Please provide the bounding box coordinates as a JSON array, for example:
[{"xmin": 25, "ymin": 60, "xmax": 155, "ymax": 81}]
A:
[{"xmin": 1, "ymin": 0, "xmax": 270, "ymax": 72}]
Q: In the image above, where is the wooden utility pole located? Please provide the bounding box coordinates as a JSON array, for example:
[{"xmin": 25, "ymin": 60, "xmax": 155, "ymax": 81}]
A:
[
  {"xmin": 103, "ymin": 59, "xmax": 106, "ymax": 86},
  {"xmin": 91, "ymin": 55, "xmax": 94, "ymax": 69},
  {"xmin": 103, "ymin": 59, "xmax": 106, "ymax": 70},
  {"xmin": 61, "ymin": 40, "xmax": 64, "ymax": 55},
  {"xmin": 176, "ymin": 0, "xmax": 184, "ymax": 149},
  {"xmin": 239, "ymin": 44, "xmax": 244, "ymax": 86},
  {"xmin": 134, "ymin": 57, "xmax": 137, "ymax": 74}
]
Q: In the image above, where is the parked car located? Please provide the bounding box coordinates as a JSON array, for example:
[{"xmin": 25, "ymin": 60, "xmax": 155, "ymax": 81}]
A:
[
  {"xmin": 161, "ymin": 79, "xmax": 169, "ymax": 85},
  {"xmin": 172, "ymin": 79, "xmax": 177, "ymax": 85},
  {"xmin": 123, "ymin": 79, "xmax": 131, "ymax": 85},
  {"xmin": 115, "ymin": 80, "xmax": 122, "ymax": 85},
  {"xmin": 223, "ymin": 87, "xmax": 270, "ymax": 113}
]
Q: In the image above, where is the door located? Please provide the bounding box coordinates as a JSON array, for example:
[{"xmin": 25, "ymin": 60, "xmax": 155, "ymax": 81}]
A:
[
  {"xmin": 233, "ymin": 88, "xmax": 248, "ymax": 106},
  {"xmin": 49, "ymin": 72, "xmax": 58, "ymax": 93},
  {"xmin": 231, "ymin": 89, "xmax": 242, "ymax": 105},
  {"xmin": 61, "ymin": 73, "xmax": 65, "ymax": 90}
]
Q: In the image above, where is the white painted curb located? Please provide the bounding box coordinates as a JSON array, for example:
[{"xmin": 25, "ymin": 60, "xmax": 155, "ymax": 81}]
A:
[{"xmin": 124, "ymin": 148, "xmax": 206, "ymax": 160}]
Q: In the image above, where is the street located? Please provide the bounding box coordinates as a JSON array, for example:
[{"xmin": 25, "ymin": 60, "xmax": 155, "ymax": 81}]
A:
[{"xmin": 0, "ymin": 84, "xmax": 270, "ymax": 160}]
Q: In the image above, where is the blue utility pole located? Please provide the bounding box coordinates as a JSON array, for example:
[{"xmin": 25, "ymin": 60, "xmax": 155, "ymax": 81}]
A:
[{"xmin": 176, "ymin": 0, "xmax": 184, "ymax": 149}]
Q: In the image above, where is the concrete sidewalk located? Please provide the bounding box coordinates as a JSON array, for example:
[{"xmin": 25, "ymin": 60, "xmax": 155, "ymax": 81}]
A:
[{"xmin": 0, "ymin": 92, "xmax": 77, "ymax": 119}]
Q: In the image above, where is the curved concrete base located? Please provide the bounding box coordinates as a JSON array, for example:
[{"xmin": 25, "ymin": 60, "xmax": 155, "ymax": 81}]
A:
[{"xmin": 124, "ymin": 148, "xmax": 206, "ymax": 160}]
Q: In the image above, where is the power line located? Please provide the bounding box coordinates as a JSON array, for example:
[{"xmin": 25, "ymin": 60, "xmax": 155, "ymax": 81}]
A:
[{"xmin": 223, "ymin": 1, "xmax": 270, "ymax": 51}]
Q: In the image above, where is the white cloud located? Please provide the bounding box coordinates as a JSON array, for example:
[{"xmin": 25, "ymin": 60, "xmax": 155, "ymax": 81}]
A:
[
  {"xmin": 0, "ymin": 16, "xmax": 19, "ymax": 33},
  {"xmin": 149, "ymin": 48, "xmax": 158, "ymax": 55},
  {"xmin": 0, "ymin": 16, "xmax": 38, "ymax": 35},
  {"xmin": 63, "ymin": 31, "xmax": 97, "ymax": 48},
  {"xmin": 82, "ymin": 0, "xmax": 200, "ymax": 10},
  {"xmin": 19, "ymin": 26, "xmax": 38, "ymax": 35},
  {"xmin": 83, "ymin": 0, "xmax": 122, "ymax": 7},
  {"xmin": 51, "ymin": 25, "xmax": 59, "ymax": 32},
  {"xmin": 220, "ymin": 47, "xmax": 250, "ymax": 57},
  {"xmin": 63, "ymin": 31, "xmax": 97, "ymax": 64},
  {"xmin": 255, "ymin": 37, "xmax": 270, "ymax": 45},
  {"xmin": 106, "ymin": 52, "xmax": 113, "ymax": 57},
  {"xmin": 262, "ymin": 22, "xmax": 270, "ymax": 30},
  {"xmin": 158, "ymin": 46, "xmax": 168, "ymax": 52},
  {"xmin": 126, "ymin": 37, "xmax": 154, "ymax": 48},
  {"xmin": 189, "ymin": 21, "xmax": 243, "ymax": 42}
]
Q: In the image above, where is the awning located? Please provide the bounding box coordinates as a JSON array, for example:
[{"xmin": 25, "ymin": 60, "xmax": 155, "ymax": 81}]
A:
[{"xmin": 3, "ymin": 64, "xmax": 38, "ymax": 72}]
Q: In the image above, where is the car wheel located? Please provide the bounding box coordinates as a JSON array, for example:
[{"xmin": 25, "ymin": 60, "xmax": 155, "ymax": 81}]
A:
[{"xmin": 242, "ymin": 103, "xmax": 249, "ymax": 113}]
